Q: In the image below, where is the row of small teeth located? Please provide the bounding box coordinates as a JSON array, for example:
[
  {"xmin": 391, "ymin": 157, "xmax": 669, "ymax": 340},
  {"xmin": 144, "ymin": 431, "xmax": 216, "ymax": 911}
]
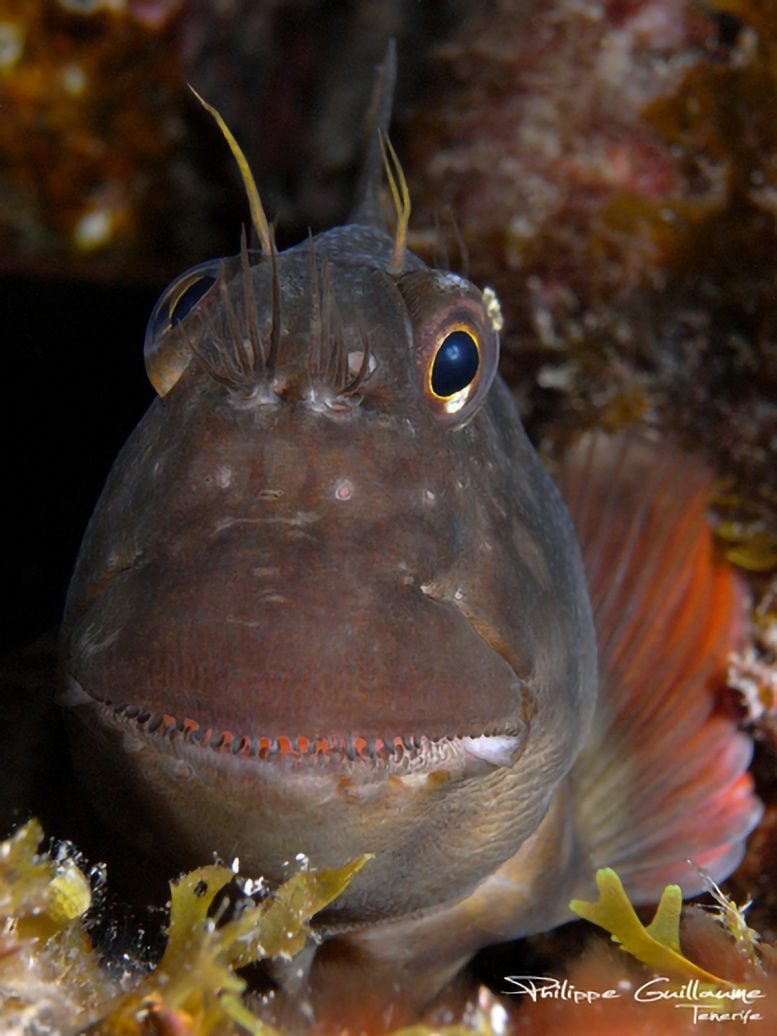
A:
[{"xmin": 112, "ymin": 701, "xmax": 434, "ymax": 763}]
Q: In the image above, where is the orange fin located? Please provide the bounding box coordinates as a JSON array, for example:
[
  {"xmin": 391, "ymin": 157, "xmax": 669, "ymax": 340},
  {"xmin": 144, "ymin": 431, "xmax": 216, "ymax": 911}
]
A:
[{"xmin": 557, "ymin": 432, "xmax": 762, "ymax": 903}]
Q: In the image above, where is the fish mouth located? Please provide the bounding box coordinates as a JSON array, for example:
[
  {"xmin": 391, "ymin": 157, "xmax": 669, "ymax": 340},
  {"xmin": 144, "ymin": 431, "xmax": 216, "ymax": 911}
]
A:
[{"xmin": 61, "ymin": 678, "xmax": 528, "ymax": 781}]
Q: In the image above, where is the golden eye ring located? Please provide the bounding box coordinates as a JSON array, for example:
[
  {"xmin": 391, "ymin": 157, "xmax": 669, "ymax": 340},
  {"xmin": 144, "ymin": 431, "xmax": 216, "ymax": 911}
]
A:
[{"xmin": 427, "ymin": 327, "xmax": 482, "ymax": 403}]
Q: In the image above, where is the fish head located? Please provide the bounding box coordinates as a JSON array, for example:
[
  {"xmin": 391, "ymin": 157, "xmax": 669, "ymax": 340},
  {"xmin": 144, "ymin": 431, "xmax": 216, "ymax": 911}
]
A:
[{"xmin": 61, "ymin": 135, "xmax": 596, "ymax": 927}]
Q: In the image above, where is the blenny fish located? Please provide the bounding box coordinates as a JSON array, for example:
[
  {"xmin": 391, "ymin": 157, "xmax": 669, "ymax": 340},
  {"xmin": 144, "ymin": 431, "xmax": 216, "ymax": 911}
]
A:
[{"xmin": 60, "ymin": 49, "xmax": 761, "ymax": 1032}]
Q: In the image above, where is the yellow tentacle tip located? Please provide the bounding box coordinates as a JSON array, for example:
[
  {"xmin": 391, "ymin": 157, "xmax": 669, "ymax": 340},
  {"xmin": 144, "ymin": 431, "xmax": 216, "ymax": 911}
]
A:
[
  {"xmin": 188, "ymin": 83, "xmax": 272, "ymax": 256},
  {"xmin": 379, "ymin": 130, "xmax": 411, "ymax": 275}
]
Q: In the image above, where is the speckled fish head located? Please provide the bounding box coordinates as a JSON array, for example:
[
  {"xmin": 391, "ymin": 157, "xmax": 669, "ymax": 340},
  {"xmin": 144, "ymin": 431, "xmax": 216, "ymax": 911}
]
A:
[{"xmin": 61, "ymin": 217, "xmax": 596, "ymax": 924}]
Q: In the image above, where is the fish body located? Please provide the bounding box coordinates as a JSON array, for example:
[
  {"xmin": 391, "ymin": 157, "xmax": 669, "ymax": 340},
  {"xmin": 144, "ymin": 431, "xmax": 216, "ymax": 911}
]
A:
[{"xmin": 60, "ymin": 56, "xmax": 760, "ymax": 1031}]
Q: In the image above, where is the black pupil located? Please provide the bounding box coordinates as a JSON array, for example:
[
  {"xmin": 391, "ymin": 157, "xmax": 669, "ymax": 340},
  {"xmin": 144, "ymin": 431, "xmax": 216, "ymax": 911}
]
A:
[
  {"xmin": 171, "ymin": 277, "xmax": 216, "ymax": 325},
  {"xmin": 431, "ymin": 330, "xmax": 479, "ymax": 397}
]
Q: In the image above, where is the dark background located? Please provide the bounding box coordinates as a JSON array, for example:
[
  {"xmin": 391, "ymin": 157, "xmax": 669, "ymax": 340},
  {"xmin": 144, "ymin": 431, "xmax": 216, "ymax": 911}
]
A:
[{"xmin": 3, "ymin": 275, "xmax": 156, "ymax": 653}]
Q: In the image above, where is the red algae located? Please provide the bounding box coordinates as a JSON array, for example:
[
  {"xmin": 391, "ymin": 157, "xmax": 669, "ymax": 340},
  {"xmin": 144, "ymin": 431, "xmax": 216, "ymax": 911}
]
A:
[{"xmin": 408, "ymin": 1, "xmax": 707, "ymax": 312}]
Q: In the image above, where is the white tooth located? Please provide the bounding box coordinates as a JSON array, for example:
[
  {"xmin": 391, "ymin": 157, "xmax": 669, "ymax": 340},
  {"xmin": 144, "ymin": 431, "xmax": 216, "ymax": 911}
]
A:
[
  {"xmin": 56, "ymin": 677, "xmax": 92, "ymax": 707},
  {"xmin": 460, "ymin": 734, "xmax": 522, "ymax": 768}
]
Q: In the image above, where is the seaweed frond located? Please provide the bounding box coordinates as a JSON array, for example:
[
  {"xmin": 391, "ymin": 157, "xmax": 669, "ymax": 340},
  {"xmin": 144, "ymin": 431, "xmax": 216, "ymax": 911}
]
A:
[
  {"xmin": 0, "ymin": 818, "xmax": 372, "ymax": 1035},
  {"xmin": 98, "ymin": 855, "xmax": 371, "ymax": 1034},
  {"xmin": 570, "ymin": 867, "xmax": 732, "ymax": 985},
  {"xmin": 1, "ymin": 817, "xmax": 91, "ymax": 939},
  {"xmin": 1, "ymin": 819, "xmax": 106, "ymax": 1032}
]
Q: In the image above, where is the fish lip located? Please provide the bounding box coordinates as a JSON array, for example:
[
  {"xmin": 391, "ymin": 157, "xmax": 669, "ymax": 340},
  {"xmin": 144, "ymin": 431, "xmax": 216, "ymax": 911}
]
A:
[{"xmin": 60, "ymin": 678, "xmax": 528, "ymax": 778}]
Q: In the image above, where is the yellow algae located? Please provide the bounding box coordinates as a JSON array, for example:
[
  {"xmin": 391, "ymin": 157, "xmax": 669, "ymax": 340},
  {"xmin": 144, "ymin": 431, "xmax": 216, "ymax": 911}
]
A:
[
  {"xmin": 1, "ymin": 819, "xmax": 106, "ymax": 1032},
  {"xmin": 0, "ymin": 820, "xmax": 376, "ymax": 1035},
  {"xmin": 0, "ymin": 818, "xmax": 510, "ymax": 1033},
  {"xmin": 570, "ymin": 867, "xmax": 733, "ymax": 986},
  {"xmin": 83, "ymin": 857, "xmax": 372, "ymax": 1034},
  {"xmin": 1, "ymin": 818, "xmax": 91, "ymax": 940}
]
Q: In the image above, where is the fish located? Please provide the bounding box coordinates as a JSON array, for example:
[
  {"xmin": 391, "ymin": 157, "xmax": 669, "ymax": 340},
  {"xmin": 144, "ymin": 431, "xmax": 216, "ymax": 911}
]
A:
[{"xmin": 59, "ymin": 47, "xmax": 761, "ymax": 1032}]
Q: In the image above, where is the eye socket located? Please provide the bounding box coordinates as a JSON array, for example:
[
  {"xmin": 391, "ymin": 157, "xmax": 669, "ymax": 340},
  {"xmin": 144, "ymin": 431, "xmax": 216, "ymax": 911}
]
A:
[
  {"xmin": 144, "ymin": 258, "xmax": 224, "ymax": 397},
  {"xmin": 430, "ymin": 329, "xmax": 480, "ymax": 398}
]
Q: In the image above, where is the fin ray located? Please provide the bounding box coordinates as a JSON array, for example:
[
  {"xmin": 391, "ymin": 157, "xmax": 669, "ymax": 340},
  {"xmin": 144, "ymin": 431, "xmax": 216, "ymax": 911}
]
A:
[
  {"xmin": 349, "ymin": 41, "xmax": 398, "ymax": 228},
  {"xmin": 558, "ymin": 432, "xmax": 762, "ymax": 903}
]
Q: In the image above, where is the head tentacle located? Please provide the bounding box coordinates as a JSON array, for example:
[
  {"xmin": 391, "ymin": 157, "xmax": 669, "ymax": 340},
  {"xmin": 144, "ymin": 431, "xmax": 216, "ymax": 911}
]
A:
[
  {"xmin": 380, "ymin": 131, "xmax": 411, "ymax": 276},
  {"xmin": 189, "ymin": 84, "xmax": 273, "ymax": 256}
]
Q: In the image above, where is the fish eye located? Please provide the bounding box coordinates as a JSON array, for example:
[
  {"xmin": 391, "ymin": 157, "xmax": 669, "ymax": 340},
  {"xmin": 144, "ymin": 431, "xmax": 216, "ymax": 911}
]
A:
[
  {"xmin": 144, "ymin": 257, "xmax": 224, "ymax": 396},
  {"xmin": 430, "ymin": 330, "xmax": 480, "ymax": 398},
  {"xmin": 423, "ymin": 324, "xmax": 485, "ymax": 420},
  {"xmin": 146, "ymin": 258, "xmax": 223, "ymax": 342},
  {"xmin": 170, "ymin": 274, "xmax": 218, "ymax": 326},
  {"xmin": 420, "ymin": 316, "xmax": 498, "ymax": 426},
  {"xmin": 397, "ymin": 271, "xmax": 502, "ymax": 428}
]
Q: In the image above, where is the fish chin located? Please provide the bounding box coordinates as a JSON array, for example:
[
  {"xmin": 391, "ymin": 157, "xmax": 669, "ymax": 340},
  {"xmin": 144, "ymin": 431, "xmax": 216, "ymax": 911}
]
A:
[{"xmin": 60, "ymin": 675, "xmax": 537, "ymax": 924}]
